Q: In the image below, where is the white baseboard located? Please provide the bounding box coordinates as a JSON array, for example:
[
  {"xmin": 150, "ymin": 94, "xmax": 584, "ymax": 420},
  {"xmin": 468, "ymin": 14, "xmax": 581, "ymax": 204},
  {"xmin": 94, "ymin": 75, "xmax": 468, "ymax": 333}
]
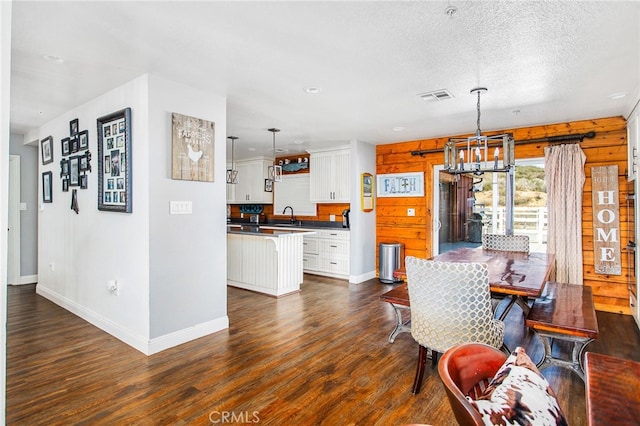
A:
[
  {"xmin": 349, "ymin": 270, "xmax": 377, "ymax": 283},
  {"xmin": 36, "ymin": 284, "xmax": 229, "ymax": 356},
  {"xmin": 20, "ymin": 274, "xmax": 37, "ymax": 284},
  {"xmin": 148, "ymin": 316, "xmax": 229, "ymax": 355}
]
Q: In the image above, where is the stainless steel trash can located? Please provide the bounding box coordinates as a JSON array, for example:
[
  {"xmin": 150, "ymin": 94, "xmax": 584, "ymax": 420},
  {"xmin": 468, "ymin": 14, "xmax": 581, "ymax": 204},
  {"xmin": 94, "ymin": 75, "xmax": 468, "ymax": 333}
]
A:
[{"xmin": 379, "ymin": 242, "xmax": 404, "ymax": 284}]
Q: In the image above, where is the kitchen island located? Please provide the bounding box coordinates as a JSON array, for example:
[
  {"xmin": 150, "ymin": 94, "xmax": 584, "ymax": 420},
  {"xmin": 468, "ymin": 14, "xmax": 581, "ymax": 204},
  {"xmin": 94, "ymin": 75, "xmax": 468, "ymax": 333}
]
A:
[{"xmin": 227, "ymin": 225, "xmax": 316, "ymax": 297}]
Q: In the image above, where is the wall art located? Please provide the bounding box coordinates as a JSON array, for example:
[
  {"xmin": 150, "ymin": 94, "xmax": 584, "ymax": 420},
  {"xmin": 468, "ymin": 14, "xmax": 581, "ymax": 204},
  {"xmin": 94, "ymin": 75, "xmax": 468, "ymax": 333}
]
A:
[
  {"xmin": 41, "ymin": 135, "xmax": 53, "ymax": 165},
  {"xmin": 171, "ymin": 112, "xmax": 215, "ymax": 182},
  {"xmin": 376, "ymin": 172, "xmax": 424, "ymax": 197},
  {"xmin": 42, "ymin": 171, "xmax": 53, "ymax": 203},
  {"xmin": 97, "ymin": 107, "xmax": 132, "ymax": 213}
]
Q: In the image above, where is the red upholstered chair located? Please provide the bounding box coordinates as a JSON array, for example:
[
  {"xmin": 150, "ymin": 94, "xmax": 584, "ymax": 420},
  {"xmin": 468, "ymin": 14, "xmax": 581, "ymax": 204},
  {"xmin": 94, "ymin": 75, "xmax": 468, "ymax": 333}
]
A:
[{"xmin": 437, "ymin": 343, "xmax": 508, "ymax": 426}]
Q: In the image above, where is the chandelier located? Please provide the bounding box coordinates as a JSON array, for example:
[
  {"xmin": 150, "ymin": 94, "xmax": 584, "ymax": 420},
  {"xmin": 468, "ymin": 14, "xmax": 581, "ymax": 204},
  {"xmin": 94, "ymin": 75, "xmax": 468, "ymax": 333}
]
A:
[
  {"xmin": 267, "ymin": 128, "xmax": 283, "ymax": 182},
  {"xmin": 443, "ymin": 87, "xmax": 515, "ymax": 175},
  {"xmin": 226, "ymin": 136, "xmax": 238, "ymax": 184}
]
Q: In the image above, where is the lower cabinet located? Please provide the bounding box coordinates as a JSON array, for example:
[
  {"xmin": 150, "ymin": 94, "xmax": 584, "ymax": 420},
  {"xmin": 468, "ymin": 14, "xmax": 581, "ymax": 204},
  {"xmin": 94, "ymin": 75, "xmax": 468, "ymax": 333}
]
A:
[{"xmin": 303, "ymin": 229, "xmax": 350, "ymax": 279}]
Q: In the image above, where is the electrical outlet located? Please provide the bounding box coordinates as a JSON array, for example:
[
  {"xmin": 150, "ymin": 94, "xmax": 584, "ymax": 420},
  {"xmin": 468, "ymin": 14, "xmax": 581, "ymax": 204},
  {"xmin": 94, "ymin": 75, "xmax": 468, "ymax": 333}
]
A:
[
  {"xmin": 407, "ymin": 208, "xmax": 415, "ymax": 216},
  {"xmin": 49, "ymin": 262, "xmax": 55, "ymax": 271},
  {"xmin": 330, "ymin": 214, "xmax": 336, "ymax": 221}
]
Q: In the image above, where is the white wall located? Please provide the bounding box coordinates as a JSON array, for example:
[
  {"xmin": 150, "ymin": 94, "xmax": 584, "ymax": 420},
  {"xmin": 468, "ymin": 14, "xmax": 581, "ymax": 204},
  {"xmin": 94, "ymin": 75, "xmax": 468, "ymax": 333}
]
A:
[
  {"xmin": 349, "ymin": 139, "xmax": 377, "ymax": 283},
  {"xmin": 147, "ymin": 75, "xmax": 228, "ymax": 343},
  {"xmin": 35, "ymin": 74, "xmax": 229, "ymax": 354},
  {"xmin": 36, "ymin": 75, "xmax": 152, "ymax": 350},
  {"xmin": 0, "ymin": 0, "xmax": 12, "ymax": 421}
]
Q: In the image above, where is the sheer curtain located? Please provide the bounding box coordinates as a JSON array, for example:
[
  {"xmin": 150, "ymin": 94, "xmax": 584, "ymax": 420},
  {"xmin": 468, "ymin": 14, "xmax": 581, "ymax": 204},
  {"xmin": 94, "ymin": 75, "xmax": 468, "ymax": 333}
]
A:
[{"xmin": 545, "ymin": 144, "xmax": 586, "ymax": 284}]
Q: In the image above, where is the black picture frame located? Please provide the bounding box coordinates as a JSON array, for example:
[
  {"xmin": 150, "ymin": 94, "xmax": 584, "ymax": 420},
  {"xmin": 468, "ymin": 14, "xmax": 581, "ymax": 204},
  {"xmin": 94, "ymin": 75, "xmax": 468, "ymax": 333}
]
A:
[
  {"xmin": 61, "ymin": 137, "xmax": 71, "ymax": 156},
  {"xmin": 70, "ymin": 136, "xmax": 79, "ymax": 153},
  {"xmin": 60, "ymin": 158, "xmax": 69, "ymax": 177},
  {"xmin": 80, "ymin": 174, "xmax": 88, "ymax": 189},
  {"xmin": 78, "ymin": 129, "xmax": 89, "ymax": 150},
  {"xmin": 42, "ymin": 171, "xmax": 53, "ymax": 203},
  {"xmin": 70, "ymin": 118, "xmax": 79, "ymax": 136},
  {"xmin": 41, "ymin": 135, "xmax": 53, "ymax": 165},
  {"xmin": 97, "ymin": 107, "xmax": 132, "ymax": 213},
  {"xmin": 62, "ymin": 178, "xmax": 69, "ymax": 192},
  {"xmin": 264, "ymin": 178, "xmax": 273, "ymax": 192},
  {"xmin": 69, "ymin": 155, "xmax": 80, "ymax": 187}
]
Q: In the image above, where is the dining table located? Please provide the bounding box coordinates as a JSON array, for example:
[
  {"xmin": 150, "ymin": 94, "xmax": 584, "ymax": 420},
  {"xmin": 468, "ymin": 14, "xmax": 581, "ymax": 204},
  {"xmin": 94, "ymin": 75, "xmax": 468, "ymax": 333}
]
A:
[{"xmin": 380, "ymin": 246, "xmax": 555, "ymax": 343}]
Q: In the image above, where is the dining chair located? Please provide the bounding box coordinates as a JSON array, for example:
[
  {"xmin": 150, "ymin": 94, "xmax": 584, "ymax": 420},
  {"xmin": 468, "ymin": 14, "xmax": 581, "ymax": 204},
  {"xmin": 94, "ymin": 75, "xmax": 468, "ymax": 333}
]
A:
[
  {"xmin": 482, "ymin": 233, "xmax": 529, "ymax": 253},
  {"xmin": 482, "ymin": 233, "xmax": 530, "ymax": 314},
  {"xmin": 438, "ymin": 343, "xmax": 508, "ymax": 426},
  {"xmin": 405, "ymin": 256, "xmax": 505, "ymax": 394}
]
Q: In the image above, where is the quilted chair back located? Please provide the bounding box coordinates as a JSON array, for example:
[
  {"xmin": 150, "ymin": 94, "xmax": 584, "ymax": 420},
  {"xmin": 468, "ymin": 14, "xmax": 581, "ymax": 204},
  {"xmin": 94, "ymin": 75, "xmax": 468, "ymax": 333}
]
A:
[
  {"xmin": 482, "ymin": 234, "xmax": 529, "ymax": 253},
  {"xmin": 405, "ymin": 256, "xmax": 504, "ymax": 354}
]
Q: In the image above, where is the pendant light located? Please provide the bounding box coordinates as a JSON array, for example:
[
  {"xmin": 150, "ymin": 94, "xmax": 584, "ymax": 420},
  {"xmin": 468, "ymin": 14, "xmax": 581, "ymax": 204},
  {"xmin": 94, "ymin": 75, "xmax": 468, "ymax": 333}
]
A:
[
  {"xmin": 226, "ymin": 136, "xmax": 238, "ymax": 184},
  {"xmin": 267, "ymin": 128, "xmax": 282, "ymax": 182},
  {"xmin": 443, "ymin": 87, "xmax": 515, "ymax": 175}
]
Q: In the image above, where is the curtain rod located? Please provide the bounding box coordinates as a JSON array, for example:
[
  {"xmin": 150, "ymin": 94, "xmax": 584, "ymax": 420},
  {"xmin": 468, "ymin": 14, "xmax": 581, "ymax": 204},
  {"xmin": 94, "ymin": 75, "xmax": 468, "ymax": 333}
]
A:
[{"xmin": 410, "ymin": 131, "xmax": 596, "ymax": 157}]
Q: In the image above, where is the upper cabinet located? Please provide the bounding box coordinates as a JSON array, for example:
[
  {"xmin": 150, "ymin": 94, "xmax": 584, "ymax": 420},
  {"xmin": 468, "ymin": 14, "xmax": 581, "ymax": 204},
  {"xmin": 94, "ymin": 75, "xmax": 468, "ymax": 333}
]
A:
[
  {"xmin": 308, "ymin": 147, "xmax": 350, "ymax": 203},
  {"xmin": 227, "ymin": 159, "xmax": 273, "ymax": 204},
  {"xmin": 628, "ymin": 110, "xmax": 639, "ymax": 181}
]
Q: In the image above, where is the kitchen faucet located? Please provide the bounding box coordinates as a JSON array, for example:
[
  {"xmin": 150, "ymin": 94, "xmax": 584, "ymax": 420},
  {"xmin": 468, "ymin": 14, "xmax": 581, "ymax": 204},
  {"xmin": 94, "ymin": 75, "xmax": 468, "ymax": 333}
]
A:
[{"xmin": 282, "ymin": 206, "xmax": 296, "ymax": 224}]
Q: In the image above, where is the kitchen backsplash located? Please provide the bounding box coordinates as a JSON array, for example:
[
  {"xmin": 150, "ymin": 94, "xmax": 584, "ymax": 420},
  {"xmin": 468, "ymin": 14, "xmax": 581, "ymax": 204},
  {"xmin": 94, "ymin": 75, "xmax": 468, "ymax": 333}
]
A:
[{"xmin": 228, "ymin": 203, "xmax": 349, "ymax": 223}]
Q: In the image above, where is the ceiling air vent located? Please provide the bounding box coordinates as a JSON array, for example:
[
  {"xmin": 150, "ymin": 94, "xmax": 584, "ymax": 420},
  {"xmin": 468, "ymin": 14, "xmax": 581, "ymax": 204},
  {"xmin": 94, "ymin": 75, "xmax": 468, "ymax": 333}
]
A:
[{"xmin": 418, "ymin": 89, "xmax": 454, "ymax": 102}]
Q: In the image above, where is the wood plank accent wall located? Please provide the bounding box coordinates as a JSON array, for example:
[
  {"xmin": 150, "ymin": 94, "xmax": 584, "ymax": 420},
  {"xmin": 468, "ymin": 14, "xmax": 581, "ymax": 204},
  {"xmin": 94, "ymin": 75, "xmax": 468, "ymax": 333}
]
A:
[
  {"xmin": 376, "ymin": 116, "xmax": 634, "ymax": 314},
  {"xmin": 229, "ymin": 203, "xmax": 350, "ymax": 223}
]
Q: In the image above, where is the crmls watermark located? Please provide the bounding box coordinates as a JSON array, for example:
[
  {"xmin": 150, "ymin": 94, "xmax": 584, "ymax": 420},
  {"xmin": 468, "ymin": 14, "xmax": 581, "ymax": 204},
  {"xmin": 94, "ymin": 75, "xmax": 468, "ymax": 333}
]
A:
[{"xmin": 209, "ymin": 410, "xmax": 260, "ymax": 424}]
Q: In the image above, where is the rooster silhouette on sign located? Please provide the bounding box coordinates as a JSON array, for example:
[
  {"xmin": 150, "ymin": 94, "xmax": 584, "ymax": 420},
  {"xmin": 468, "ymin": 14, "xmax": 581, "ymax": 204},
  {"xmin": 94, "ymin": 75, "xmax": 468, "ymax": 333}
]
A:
[{"xmin": 187, "ymin": 144, "xmax": 203, "ymax": 163}]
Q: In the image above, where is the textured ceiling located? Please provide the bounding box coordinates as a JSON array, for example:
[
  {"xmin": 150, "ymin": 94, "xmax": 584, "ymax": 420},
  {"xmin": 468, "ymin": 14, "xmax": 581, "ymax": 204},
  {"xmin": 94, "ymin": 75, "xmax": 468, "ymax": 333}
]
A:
[{"xmin": 10, "ymin": 1, "xmax": 640, "ymax": 160}]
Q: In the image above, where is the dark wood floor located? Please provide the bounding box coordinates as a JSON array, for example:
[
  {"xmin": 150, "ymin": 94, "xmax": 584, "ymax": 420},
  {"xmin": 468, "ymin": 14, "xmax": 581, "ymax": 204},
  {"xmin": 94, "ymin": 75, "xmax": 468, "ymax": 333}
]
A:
[{"xmin": 6, "ymin": 277, "xmax": 640, "ymax": 425}]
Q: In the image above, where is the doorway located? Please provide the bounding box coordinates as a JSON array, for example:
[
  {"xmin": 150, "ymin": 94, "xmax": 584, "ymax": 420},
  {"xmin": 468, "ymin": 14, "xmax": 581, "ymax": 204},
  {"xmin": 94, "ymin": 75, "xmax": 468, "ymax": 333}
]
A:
[{"xmin": 8, "ymin": 155, "xmax": 20, "ymax": 285}]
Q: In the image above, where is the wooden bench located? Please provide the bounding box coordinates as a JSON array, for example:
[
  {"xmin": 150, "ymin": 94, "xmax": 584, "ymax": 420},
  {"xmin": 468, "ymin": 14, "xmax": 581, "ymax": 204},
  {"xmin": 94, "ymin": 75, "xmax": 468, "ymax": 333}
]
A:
[{"xmin": 525, "ymin": 281, "xmax": 599, "ymax": 381}]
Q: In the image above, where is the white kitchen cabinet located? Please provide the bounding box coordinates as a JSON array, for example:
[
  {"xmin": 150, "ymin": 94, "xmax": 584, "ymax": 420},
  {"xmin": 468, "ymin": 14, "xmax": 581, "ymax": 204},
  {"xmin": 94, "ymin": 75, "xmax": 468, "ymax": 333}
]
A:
[
  {"xmin": 303, "ymin": 229, "xmax": 350, "ymax": 279},
  {"xmin": 274, "ymin": 174, "xmax": 317, "ymax": 216},
  {"xmin": 228, "ymin": 159, "xmax": 273, "ymax": 204},
  {"xmin": 308, "ymin": 147, "xmax": 350, "ymax": 203},
  {"xmin": 628, "ymin": 112, "xmax": 639, "ymax": 181}
]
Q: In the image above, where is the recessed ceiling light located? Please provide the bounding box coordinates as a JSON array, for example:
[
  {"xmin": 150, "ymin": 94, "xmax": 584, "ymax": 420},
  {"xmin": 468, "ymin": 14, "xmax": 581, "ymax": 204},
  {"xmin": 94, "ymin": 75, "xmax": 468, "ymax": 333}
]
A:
[
  {"xmin": 304, "ymin": 87, "xmax": 322, "ymax": 94},
  {"xmin": 608, "ymin": 92, "xmax": 627, "ymax": 100},
  {"xmin": 248, "ymin": 147, "xmax": 256, "ymax": 151},
  {"xmin": 392, "ymin": 126, "xmax": 406, "ymax": 131},
  {"xmin": 42, "ymin": 54, "xmax": 64, "ymax": 63},
  {"xmin": 293, "ymin": 139, "xmax": 305, "ymax": 145}
]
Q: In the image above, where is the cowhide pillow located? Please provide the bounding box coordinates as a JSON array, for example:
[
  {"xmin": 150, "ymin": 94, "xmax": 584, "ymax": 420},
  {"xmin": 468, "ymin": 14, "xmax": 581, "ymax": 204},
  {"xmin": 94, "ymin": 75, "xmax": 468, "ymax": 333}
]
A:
[{"xmin": 467, "ymin": 346, "xmax": 568, "ymax": 426}]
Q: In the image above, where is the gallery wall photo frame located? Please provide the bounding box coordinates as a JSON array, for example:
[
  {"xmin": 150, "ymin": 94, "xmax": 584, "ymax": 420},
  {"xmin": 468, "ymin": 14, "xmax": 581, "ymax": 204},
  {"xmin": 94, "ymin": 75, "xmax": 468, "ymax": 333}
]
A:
[
  {"xmin": 376, "ymin": 171, "xmax": 425, "ymax": 197},
  {"xmin": 97, "ymin": 107, "xmax": 132, "ymax": 213},
  {"xmin": 42, "ymin": 171, "xmax": 53, "ymax": 203},
  {"xmin": 41, "ymin": 135, "xmax": 54, "ymax": 165}
]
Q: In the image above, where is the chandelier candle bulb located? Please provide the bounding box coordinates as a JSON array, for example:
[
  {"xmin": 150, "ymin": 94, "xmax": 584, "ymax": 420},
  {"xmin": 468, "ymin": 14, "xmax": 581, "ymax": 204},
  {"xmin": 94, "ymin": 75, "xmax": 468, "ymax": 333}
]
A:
[
  {"xmin": 459, "ymin": 149, "xmax": 464, "ymax": 170},
  {"xmin": 494, "ymin": 147, "xmax": 499, "ymax": 170}
]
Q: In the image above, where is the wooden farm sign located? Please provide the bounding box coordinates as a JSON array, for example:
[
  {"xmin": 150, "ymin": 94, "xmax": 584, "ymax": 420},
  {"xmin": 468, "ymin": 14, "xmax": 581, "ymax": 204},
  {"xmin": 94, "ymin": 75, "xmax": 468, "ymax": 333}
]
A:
[
  {"xmin": 591, "ymin": 165, "xmax": 621, "ymax": 275},
  {"xmin": 171, "ymin": 112, "xmax": 215, "ymax": 182}
]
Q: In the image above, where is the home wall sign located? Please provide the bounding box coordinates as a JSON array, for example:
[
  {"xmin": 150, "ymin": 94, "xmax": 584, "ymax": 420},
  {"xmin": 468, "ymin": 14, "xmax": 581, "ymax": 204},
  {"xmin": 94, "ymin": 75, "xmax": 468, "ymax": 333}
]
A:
[
  {"xmin": 171, "ymin": 112, "xmax": 215, "ymax": 182},
  {"xmin": 376, "ymin": 172, "xmax": 424, "ymax": 197},
  {"xmin": 591, "ymin": 165, "xmax": 621, "ymax": 275},
  {"xmin": 97, "ymin": 108, "xmax": 132, "ymax": 213},
  {"xmin": 361, "ymin": 172, "xmax": 374, "ymax": 212}
]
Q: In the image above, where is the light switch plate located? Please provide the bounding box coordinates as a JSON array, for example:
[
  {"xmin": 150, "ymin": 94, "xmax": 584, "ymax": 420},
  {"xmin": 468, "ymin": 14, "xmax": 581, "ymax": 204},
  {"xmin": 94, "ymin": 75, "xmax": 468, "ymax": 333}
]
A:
[
  {"xmin": 170, "ymin": 201, "xmax": 193, "ymax": 215},
  {"xmin": 20, "ymin": 202, "xmax": 27, "ymax": 211},
  {"xmin": 407, "ymin": 208, "xmax": 415, "ymax": 216}
]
